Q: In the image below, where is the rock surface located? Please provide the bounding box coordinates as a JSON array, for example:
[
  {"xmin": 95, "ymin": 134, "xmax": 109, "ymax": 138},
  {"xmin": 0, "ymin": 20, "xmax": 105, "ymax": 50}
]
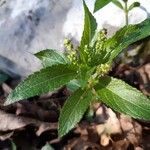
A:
[{"xmin": 0, "ymin": 0, "xmax": 150, "ymax": 77}]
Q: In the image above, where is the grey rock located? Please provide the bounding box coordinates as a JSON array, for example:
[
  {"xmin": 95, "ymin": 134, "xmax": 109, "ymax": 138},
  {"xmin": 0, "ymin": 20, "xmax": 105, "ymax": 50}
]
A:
[
  {"xmin": 0, "ymin": 0, "xmax": 150, "ymax": 77},
  {"xmin": 0, "ymin": 0, "xmax": 73, "ymax": 77}
]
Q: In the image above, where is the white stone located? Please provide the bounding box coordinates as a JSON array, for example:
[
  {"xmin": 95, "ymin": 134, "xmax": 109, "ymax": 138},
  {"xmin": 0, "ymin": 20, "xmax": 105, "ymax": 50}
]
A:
[{"xmin": 0, "ymin": 0, "xmax": 150, "ymax": 77}]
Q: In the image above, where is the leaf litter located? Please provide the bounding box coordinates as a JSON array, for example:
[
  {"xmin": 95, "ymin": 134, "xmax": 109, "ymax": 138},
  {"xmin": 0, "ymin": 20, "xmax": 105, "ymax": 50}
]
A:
[{"xmin": 0, "ymin": 41, "xmax": 150, "ymax": 149}]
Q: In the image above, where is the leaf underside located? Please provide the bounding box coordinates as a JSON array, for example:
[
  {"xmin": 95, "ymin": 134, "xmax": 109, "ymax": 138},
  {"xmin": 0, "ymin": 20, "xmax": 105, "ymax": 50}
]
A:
[
  {"xmin": 94, "ymin": 0, "xmax": 112, "ymax": 12},
  {"xmin": 96, "ymin": 76, "xmax": 150, "ymax": 120},
  {"xmin": 107, "ymin": 18, "xmax": 150, "ymax": 61},
  {"xmin": 58, "ymin": 88, "xmax": 93, "ymax": 137},
  {"xmin": 128, "ymin": 2, "xmax": 140, "ymax": 11},
  {"xmin": 6, "ymin": 64, "xmax": 77, "ymax": 105},
  {"xmin": 66, "ymin": 79, "xmax": 81, "ymax": 92},
  {"xmin": 35, "ymin": 49, "xmax": 68, "ymax": 67},
  {"xmin": 112, "ymin": 0, "xmax": 123, "ymax": 10}
]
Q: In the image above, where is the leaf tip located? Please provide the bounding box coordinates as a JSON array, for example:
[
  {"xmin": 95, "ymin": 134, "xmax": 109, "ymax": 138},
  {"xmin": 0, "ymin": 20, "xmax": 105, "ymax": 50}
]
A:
[
  {"xmin": 58, "ymin": 124, "xmax": 66, "ymax": 138},
  {"xmin": 4, "ymin": 97, "xmax": 12, "ymax": 106},
  {"xmin": 93, "ymin": 6, "xmax": 98, "ymax": 13},
  {"xmin": 5, "ymin": 91, "xmax": 22, "ymax": 106},
  {"xmin": 4, "ymin": 93, "xmax": 15, "ymax": 106}
]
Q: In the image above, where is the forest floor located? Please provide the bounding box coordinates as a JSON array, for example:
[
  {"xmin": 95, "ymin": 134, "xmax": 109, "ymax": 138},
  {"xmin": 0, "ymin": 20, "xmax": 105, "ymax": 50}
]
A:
[{"xmin": 0, "ymin": 42, "xmax": 150, "ymax": 150}]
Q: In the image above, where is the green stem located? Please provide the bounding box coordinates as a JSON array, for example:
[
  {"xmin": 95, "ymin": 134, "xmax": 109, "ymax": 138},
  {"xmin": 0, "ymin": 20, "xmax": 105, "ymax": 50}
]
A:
[{"xmin": 124, "ymin": 1, "xmax": 128, "ymax": 25}]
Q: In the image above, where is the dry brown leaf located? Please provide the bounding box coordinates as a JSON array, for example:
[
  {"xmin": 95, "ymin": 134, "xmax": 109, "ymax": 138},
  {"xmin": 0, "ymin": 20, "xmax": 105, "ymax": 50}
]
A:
[
  {"xmin": 96, "ymin": 107, "xmax": 122, "ymax": 147},
  {"xmin": 114, "ymin": 63, "xmax": 150, "ymax": 96},
  {"xmin": 138, "ymin": 63, "xmax": 150, "ymax": 96},
  {"xmin": 96, "ymin": 108, "xmax": 121, "ymax": 136},
  {"xmin": 100, "ymin": 134, "xmax": 110, "ymax": 146},
  {"xmin": 112, "ymin": 139, "xmax": 130, "ymax": 150},
  {"xmin": 16, "ymin": 102, "xmax": 58, "ymax": 122},
  {"xmin": 120, "ymin": 114, "xmax": 142, "ymax": 146},
  {"xmin": 0, "ymin": 131, "xmax": 14, "ymax": 141},
  {"xmin": 95, "ymin": 106, "xmax": 142, "ymax": 149},
  {"xmin": 0, "ymin": 109, "xmax": 57, "ymax": 133},
  {"xmin": 36, "ymin": 123, "xmax": 58, "ymax": 136}
]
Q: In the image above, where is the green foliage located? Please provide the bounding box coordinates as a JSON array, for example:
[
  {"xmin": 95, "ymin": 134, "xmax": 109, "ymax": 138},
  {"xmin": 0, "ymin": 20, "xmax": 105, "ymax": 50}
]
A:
[
  {"xmin": 35, "ymin": 49, "xmax": 68, "ymax": 67},
  {"xmin": 66, "ymin": 79, "xmax": 81, "ymax": 92},
  {"xmin": 58, "ymin": 88, "xmax": 93, "ymax": 137},
  {"xmin": 80, "ymin": 0, "xmax": 97, "ymax": 64},
  {"xmin": 11, "ymin": 141, "xmax": 17, "ymax": 150},
  {"xmin": 107, "ymin": 18, "xmax": 150, "ymax": 61},
  {"xmin": 5, "ymin": 64, "xmax": 77, "ymax": 105},
  {"xmin": 94, "ymin": 0, "xmax": 124, "ymax": 12},
  {"xmin": 94, "ymin": 0, "xmax": 141, "ymax": 12},
  {"xmin": 128, "ymin": 2, "xmax": 140, "ymax": 11},
  {"xmin": 6, "ymin": 0, "xmax": 150, "ymax": 138},
  {"xmin": 94, "ymin": 0, "xmax": 112, "ymax": 12},
  {"xmin": 94, "ymin": 0, "xmax": 141, "ymax": 25},
  {"xmin": 96, "ymin": 76, "xmax": 150, "ymax": 120},
  {"xmin": 112, "ymin": 0, "xmax": 124, "ymax": 10},
  {"xmin": 41, "ymin": 143, "xmax": 54, "ymax": 150}
]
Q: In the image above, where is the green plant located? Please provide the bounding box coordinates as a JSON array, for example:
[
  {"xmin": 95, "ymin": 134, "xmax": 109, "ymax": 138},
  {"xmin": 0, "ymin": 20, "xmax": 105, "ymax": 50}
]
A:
[
  {"xmin": 41, "ymin": 143, "xmax": 54, "ymax": 150},
  {"xmin": 5, "ymin": 0, "xmax": 150, "ymax": 137},
  {"xmin": 94, "ymin": 0, "xmax": 141, "ymax": 25}
]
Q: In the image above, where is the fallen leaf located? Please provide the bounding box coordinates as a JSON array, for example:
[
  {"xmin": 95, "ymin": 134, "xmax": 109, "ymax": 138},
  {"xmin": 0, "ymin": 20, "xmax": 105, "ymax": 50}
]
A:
[
  {"xmin": 0, "ymin": 109, "xmax": 57, "ymax": 133},
  {"xmin": 96, "ymin": 108, "xmax": 121, "ymax": 136},
  {"xmin": 120, "ymin": 114, "xmax": 142, "ymax": 146},
  {"xmin": 0, "ymin": 131, "xmax": 14, "ymax": 141}
]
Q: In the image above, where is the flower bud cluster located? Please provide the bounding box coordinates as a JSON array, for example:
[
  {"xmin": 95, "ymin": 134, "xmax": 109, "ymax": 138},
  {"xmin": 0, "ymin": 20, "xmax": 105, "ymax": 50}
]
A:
[
  {"xmin": 63, "ymin": 29, "xmax": 108, "ymax": 66},
  {"xmin": 64, "ymin": 38, "xmax": 78, "ymax": 65},
  {"xmin": 83, "ymin": 45, "xmax": 92, "ymax": 63},
  {"xmin": 95, "ymin": 29, "xmax": 107, "ymax": 54},
  {"xmin": 96, "ymin": 63, "xmax": 111, "ymax": 76},
  {"xmin": 64, "ymin": 38, "xmax": 74, "ymax": 52}
]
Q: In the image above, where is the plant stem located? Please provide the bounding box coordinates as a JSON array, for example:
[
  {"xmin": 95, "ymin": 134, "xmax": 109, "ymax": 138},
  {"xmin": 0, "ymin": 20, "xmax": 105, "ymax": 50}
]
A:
[{"xmin": 124, "ymin": 1, "xmax": 128, "ymax": 25}]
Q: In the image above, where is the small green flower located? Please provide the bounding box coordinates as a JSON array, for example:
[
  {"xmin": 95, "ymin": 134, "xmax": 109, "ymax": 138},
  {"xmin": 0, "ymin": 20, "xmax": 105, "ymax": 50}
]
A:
[
  {"xmin": 96, "ymin": 63, "xmax": 111, "ymax": 76},
  {"xmin": 95, "ymin": 29, "xmax": 107, "ymax": 54},
  {"xmin": 64, "ymin": 38, "xmax": 78, "ymax": 65},
  {"xmin": 64, "ymin": 38, "xmax": 74, "ymax": 52},
  {"xmin": 83, "ymin": 45, "xmax": 91, "ymax": 63}
]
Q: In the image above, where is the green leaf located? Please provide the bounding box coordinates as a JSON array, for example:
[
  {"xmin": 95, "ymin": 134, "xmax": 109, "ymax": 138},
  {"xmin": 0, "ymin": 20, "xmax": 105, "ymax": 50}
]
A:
[
  {"xmin": 67, "ymin": 67, "xmax": 95, "ymax": 92},
  {"xmin": 35, "ymin": 49, "xmax": 68, "ymax": 67},
  {"xmin": 6, "ymin": 64, "xmax": 77, "ymax": 105},
  {"xmin": 90, "ymin": 30, "xmax": 99, "ymax": 48},
  {"xmin": 112, "ymin": 0, "xmax": 124, "ymax": 10},
  {"xmin": 11, "ymin": 141, "xmax": 17, "ymax": 150},
  {"xmin": 79, "ymin": 0, "xmax": 97, "ymax": 63},
  {"xmin": 128, "ymin": 2, "xmax": 140, "ymax": 11},
  {"xmin": 107, "ymin": 18, "xmax": 150, "ymax": 61},
  {"xmin": 66, "ymin": 79, "xmax": 81, "ymax": 92},
  {"xmin": 94, "ymin": 0, "xmax": 112, "ymax": 12},
  {"xmin": 58, "ymin": 88, "xmax": 93, "ymax": 137},
  {"xmin": 78, "ymin": 67, "xmax": 94, "ymax": 87},
  {"xmin": 95, "ymin": 76, "xmax": 150, "ymax": 120},
  {"xmin": 90, "ymin": 50, "xmax": 111, "ymax": 67},
  {"xmin": 41, "ymin": 143, "xmax": 54, "ymax": 150}
]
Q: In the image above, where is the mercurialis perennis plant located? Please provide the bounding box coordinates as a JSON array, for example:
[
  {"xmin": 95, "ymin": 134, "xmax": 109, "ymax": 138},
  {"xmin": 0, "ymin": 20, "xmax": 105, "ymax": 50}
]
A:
[
  {"xmin": 94, "ymin": 0, "xmax": 141, "ymax": 25},
  {"xmin": 5, "ymin": 0, "xmax": 150, "ymax": 137}
]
